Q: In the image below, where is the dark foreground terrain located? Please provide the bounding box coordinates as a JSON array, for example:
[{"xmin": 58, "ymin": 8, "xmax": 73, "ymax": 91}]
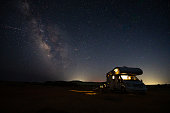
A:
[{"xmin": 0, "ymin": 82, "xmax": 170, "ymax": 113}]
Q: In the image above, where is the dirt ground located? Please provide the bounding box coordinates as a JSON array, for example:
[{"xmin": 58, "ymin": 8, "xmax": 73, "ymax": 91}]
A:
[{"xmin": 0, "ymin": 84, "xmax": 169, "ymax": 113}]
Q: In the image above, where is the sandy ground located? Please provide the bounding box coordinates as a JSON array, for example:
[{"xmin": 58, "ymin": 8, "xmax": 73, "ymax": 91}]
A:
[{"xmin": 0, "ymin": 84, "xmax": 169, "ymax": 113}]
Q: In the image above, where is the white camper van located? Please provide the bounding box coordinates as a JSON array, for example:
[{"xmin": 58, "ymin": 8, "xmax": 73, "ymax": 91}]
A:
[{"xmin": 106, "ymin": 66, "xmax": 147, "ymax": 93}]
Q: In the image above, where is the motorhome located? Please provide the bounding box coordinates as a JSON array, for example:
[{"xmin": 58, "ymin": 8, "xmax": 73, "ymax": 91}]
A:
[{"xmin": 106, "ymin": 66, "xmax": 147, "ymax": 93}]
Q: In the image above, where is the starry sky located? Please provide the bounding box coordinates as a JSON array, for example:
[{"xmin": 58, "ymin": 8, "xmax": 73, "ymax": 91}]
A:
[{"xmin": 0, "ymin": 0, "xmax": 169, "ymax": 84}]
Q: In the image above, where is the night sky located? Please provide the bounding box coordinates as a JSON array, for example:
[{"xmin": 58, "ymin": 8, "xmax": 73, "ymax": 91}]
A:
[{"xmin": 0, "ymin": 0, "xmax": 169, "ymax": 84}]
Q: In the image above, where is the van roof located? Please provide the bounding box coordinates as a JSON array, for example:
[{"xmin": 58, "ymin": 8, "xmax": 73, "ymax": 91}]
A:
[{"xmin": 112, "ymin": 66, "xmax": 143, "ymax": 75}]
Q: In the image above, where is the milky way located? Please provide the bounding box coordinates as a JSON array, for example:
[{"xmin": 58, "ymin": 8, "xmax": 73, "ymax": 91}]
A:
[{"xmin": 20, "ymin": 0, "xmax": 72, "ymax": 80}]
